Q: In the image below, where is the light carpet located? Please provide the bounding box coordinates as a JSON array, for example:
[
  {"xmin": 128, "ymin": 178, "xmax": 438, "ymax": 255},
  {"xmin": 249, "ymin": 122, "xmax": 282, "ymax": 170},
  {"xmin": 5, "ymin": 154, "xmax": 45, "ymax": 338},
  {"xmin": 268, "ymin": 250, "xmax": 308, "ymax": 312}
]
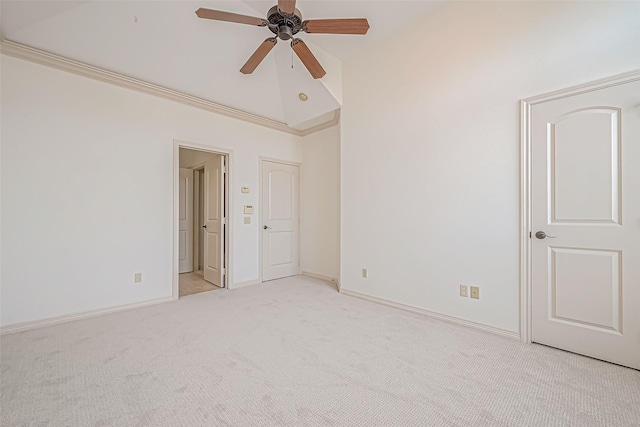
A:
[{"xmin": 1, "ymin": 276, "xmax": 639, "ymax": 426}]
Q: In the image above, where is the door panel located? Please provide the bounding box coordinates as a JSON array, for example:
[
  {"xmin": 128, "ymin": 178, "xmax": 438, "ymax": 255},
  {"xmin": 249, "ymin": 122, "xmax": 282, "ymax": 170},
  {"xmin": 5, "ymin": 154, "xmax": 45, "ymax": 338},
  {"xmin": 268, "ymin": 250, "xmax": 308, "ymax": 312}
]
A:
[
  {"xmin": 262, "ymin": 161, "xmax": 299, "ymax": 281},
  {"xmin": 550, "ymin": 247, "xmax": 621, "ymax": 333},
  {"xmin": 178, "ymin": 168, "xmax": 193, "ymax": 273},
  {"xmin": 531, "ymin": 79, "xmax": 640, "ymax": 369},
  {"xmin": 203, "ymin": 156, "xmax": 224, "ymax": 287},
  {"xmin": 269, "ymin": 231, "xmax": 294, "ymax": 266},
  {"xmin": 269, "ymin": 170, "xmax": 294, "ymax": 219},
  {"xmin": 206, "ymin": 232, "xmax": 221, "ymax": 271},
  {"xmin": 550, "ymin": 108, "xmax": 620, "ymax": 224}
]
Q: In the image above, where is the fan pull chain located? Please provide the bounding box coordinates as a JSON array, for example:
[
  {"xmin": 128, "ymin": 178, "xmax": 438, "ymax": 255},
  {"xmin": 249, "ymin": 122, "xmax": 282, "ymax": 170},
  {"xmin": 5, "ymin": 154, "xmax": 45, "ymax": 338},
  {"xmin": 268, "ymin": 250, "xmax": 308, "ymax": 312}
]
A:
[{"xmin": 291, "ymin": 48, "xmax": 294, "ymax": 69}]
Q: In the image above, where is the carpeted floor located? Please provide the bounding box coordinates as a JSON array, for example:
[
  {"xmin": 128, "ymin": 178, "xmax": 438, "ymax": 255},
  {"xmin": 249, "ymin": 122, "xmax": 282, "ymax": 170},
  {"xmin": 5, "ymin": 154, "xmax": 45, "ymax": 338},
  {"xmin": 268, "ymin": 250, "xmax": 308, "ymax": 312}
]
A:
[{"xmin": 1, "ymin": 276, "xmax": 639, "ymax": 426}]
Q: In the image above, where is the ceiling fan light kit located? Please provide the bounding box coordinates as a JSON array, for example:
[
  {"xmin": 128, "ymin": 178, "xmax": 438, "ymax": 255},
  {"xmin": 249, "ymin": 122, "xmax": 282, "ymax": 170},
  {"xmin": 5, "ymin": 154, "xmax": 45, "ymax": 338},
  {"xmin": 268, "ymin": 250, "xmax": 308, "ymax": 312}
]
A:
[{"xmin": 195, "ymin": 0, "xmax": 370, "ymax": 79}]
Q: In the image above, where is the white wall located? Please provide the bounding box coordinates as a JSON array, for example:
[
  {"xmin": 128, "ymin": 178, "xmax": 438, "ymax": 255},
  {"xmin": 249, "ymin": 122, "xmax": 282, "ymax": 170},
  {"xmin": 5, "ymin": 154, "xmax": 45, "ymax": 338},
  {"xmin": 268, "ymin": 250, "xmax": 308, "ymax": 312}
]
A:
[
  {"xmin": 300, "ymin": 125, "xmax": 340, "ymax": 281},
  {"xmin": 340, "ymin": 1, "xmax": 640, "ymax": 333},
  {"xmin": 1, "ymin": 55, "xmax": 301, "ymax": 327}
]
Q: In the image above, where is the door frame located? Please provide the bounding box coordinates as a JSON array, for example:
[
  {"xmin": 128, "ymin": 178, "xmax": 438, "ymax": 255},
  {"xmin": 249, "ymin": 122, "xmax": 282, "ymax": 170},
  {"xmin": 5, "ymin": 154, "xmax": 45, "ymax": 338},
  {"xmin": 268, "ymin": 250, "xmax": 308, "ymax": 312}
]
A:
[
  {"xmin": 173, "ymin": 140, "xmax": 233, "ymax": 299},
  {"xmin": 519, "ymin": 69, "xmax": 640, "ymax": 344},
  {"xmin": 178, "ymin": 168, "xmax": 195, "ymax": 273},
  {"xmin": 259, "ymin": 157, "xmax": 302, "ymax": 283},
  {"xmin": 192, "ymin": 168, "xmax": 202, "ymax": 271}
]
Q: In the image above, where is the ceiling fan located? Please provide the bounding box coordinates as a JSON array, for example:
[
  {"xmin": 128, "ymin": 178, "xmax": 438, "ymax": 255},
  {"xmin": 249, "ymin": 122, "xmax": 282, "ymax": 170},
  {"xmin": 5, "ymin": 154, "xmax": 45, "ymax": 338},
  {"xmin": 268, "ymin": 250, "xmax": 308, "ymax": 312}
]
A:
[{"xmin": 195, "ymin": 0, "xmax": 370, "ymax": 79}]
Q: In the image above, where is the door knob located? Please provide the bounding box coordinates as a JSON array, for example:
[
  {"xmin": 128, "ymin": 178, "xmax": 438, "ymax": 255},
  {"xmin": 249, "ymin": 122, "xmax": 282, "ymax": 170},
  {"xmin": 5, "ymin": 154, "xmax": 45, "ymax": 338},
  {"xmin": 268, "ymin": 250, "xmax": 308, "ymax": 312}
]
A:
[
  {"xmin": 263, "ymin": 225, "xmax": 272, "ymax": 230},
  {"xmin": 202, "ymin": 225, "xmax": 207, "ymax": 229},
  {"xmin": 535, "ymin": 231, "xmax": 556, "ymax": 239}
]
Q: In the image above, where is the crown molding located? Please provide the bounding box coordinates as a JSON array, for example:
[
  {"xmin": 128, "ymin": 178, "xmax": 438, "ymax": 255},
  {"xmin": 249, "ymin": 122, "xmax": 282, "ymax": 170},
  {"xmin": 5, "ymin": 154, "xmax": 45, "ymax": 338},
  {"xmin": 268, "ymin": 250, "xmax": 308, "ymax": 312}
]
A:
[
  {"xmin": 298, "ymin": 109, "xmax": 341, "ymax": 135},
  {"xmin": 0, "ymin": 39, "xmax": 339, "ymax": 136}
]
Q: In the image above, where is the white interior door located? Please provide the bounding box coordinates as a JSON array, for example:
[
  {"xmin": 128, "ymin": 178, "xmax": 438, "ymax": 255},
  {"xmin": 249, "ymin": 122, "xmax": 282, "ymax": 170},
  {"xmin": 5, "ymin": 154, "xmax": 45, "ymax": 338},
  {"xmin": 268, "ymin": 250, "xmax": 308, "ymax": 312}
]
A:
[
  {"xmin": 530, "ymin": 79, "xmax": 640, "ymax": 369},
  {"xmin": 203, "ymin": 155, "xmax": 224, "ymax": 287},
  {"xmin": 262, "ymin": 161, "xmax": 299, "ymax": 281},
  {"xmin": 178, "ymin": 168, "xmax": 193, "ymax": 274}
]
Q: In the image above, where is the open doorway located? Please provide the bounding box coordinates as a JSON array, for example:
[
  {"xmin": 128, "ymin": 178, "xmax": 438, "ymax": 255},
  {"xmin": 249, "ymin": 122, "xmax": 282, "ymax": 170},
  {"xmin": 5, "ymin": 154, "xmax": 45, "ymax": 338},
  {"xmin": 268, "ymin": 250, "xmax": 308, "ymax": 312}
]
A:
[{"xmin": 177, "ymin": 146, "xmax": 229, "ymax": 297}]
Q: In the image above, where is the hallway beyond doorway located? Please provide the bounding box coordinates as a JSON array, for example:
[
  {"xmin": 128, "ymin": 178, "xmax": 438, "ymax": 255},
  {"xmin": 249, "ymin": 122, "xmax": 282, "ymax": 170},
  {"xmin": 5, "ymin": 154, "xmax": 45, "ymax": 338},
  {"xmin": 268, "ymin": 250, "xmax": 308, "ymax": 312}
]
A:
[{"xmin": 179, "ymin": 270, "xmax": 220, "ymax": 297}]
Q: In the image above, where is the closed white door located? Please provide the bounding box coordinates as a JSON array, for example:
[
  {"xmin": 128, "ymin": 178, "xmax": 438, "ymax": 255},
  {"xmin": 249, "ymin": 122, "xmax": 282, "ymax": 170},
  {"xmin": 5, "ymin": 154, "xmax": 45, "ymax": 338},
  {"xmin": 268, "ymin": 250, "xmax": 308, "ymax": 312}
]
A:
[
  {"xmin": 203, "ymin": 155, "xmax": 224, "ymax": 287},
  {"xmin": 530, "ymin": 79, "xmax": 640, "ymax": 369},
  {"xmin": 262, "ymin": 161, "xmax": 299, "ymax": 281},
  {"xmin": 178, "ymin": 168, "xmax": 193, "ymax": 273}
]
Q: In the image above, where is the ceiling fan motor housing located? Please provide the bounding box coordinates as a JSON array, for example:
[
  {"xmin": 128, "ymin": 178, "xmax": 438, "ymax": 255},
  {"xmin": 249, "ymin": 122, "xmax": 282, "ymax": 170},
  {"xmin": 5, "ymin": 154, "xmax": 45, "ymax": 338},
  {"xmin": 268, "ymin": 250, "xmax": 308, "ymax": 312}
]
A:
[{"xmin": 267, "ymin": 5, "xmax": 302, "ymax": 40}]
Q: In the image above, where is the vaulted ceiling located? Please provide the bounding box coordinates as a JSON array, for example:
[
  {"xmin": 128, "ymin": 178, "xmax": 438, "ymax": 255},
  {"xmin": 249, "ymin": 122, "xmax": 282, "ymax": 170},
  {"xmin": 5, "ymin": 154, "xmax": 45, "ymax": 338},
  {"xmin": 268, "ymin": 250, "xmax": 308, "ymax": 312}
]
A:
[{"xmin": 1, "ymin": 1, "xmax": 443, "ymax": 131}]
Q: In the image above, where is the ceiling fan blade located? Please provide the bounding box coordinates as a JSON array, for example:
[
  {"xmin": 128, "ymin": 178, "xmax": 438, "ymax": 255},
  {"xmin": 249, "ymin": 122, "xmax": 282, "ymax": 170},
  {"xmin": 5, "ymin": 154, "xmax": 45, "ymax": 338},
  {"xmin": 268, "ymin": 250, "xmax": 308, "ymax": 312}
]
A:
[
  {"xmin": 240, "ymin": 38, "xmax": 277, "ymax": 75},
  {"xmin": 195, "ymin": 8, "xmax": 267, "ymax": 27},
  {"xmin": 278, "ymin": 0, "xmax": 297, "ymax": 15},
  {"xmin": 303, "ymin": 18, "xmax": 370, "ymax": 35},
  {"xmin": 291, "ymin": 39, "xmax": 326, "ymax": 79}
]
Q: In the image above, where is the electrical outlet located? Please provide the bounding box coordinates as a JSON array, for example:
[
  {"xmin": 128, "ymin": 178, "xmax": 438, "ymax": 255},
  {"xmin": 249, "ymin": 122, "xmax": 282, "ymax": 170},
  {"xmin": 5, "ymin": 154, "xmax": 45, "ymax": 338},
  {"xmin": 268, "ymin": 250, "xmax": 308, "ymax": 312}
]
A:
[
  {"xmin": 470, "ymin": 286, "xmax": 480, "ymax": 299},
  {"xmin": 460, "ymin": 284, "xmax": 468, "ymax": 297},
  {"xmin": 361, "ymin": 268, "xmax": 368, "ymax": 279},
  {"xmin": 134, "ymin": 272, "xmax": 142, "ymax": 283}
]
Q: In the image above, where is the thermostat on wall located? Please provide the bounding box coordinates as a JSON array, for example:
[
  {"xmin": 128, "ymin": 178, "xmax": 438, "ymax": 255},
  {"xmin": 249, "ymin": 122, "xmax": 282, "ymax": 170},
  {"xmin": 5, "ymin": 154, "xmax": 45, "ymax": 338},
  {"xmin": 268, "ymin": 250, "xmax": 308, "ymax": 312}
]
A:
[
  {"xmin": 244, "ymin": 205, "xmax": 254, "ymax": 214},
  {"xmin": 241, "ymin": 186, "xmax": 250, "ymax": 194}
]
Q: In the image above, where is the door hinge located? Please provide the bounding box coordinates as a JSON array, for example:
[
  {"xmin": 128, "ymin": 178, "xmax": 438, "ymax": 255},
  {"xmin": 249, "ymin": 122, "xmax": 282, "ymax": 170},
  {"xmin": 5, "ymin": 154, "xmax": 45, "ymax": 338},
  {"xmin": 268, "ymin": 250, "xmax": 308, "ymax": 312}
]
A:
[{"xmin": 529, "ymin": 232, "xmax": 532, "ymax": 238}]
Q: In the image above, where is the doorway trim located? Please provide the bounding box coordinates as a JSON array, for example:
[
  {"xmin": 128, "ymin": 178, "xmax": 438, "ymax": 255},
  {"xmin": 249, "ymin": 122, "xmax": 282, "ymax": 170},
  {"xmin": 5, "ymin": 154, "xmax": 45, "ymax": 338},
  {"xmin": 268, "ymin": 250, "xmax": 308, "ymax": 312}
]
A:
[
  {"xmin": 173, "ymin": 140, "xmax": 234, "ymax": 299},
  {"xmin": 519, "ymin": 69, "xmax": 640, "ymax": 344},
  {"xmin": 193, "ymin": 168, "xmax": 202, "ymax": 272},
  {"xmin": 258, "ymin": 157, "xmax": 302, "ymax": 283}
]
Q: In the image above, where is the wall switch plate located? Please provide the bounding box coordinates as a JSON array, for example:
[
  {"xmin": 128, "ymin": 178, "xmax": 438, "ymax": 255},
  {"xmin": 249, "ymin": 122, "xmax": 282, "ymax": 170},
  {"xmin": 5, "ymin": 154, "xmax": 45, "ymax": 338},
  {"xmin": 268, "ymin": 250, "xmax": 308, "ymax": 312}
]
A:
[
  {"xmin": 361, "ymin": 268, "xmax": 368, "ymax": 279},
  {"xmin": 470, "ymin": 286, "xmax": 480, "ymax": 299},
  {"xmin": 244, "ymin": 205, "xmax": 254, "ymax": 214},
  {"xmin": 134, "ymin": 273, "xmax": 142, "ymax": 283},
  {"xmin": 244, "ymin": 217, "xmax": 251, "ymax": 224},
  {"xmin": 460, "ymin": 285, "xmax": 468, "ymax": 297}
]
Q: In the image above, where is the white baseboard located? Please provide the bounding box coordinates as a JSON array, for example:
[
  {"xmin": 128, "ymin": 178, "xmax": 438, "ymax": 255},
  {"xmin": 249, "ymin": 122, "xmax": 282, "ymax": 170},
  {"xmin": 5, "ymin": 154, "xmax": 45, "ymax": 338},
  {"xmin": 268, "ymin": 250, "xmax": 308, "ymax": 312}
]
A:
[
  {"xmin": 230, "ymin": 279, "xmax": 260, "ymax": 290},
  {"xmin": 302, "ymin": 271, "xmax": 340, "ymax": 289},
  {"xmin": 0, "ymin": 296, "xmax": 175, "ymax": 335},
  {"xmin": 339, "ymin": 288, "xmax": 520, "ymax": 341}
]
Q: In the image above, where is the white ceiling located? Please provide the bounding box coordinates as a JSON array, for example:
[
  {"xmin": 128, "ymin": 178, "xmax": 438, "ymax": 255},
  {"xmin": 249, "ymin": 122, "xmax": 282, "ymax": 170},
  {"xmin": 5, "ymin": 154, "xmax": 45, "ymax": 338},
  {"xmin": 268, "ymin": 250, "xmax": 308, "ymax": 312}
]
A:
[{"xmin": 1, "ymin": 1, "xmax": 443, "ymax": 129}]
